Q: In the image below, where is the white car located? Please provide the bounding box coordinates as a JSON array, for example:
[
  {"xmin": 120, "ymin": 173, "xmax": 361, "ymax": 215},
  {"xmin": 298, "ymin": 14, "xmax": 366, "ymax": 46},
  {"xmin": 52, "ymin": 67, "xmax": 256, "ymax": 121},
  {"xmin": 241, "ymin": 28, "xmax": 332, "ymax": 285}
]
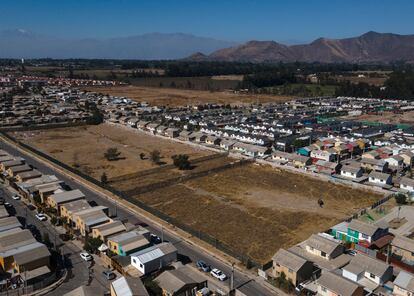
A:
[
  {"xmin": 80, "ymin": 252, "xmax": 93, "ymax": 261},
  {"xmin": 12, "ymin": 195, "xmax": 20, "ymax": 200},
  {"xmin": 210, "ymin": 268, "xmax": 227, "ymax": 281},
  {"xmin": 35, "ymin": 213, "xmax": 47, "ymax": 221}
]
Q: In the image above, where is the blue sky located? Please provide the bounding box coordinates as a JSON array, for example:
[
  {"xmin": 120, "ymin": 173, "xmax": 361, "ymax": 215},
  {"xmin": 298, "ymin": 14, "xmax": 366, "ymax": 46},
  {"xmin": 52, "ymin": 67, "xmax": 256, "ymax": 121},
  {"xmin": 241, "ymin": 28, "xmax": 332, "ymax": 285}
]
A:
[{"xmin": 1, "ymin": 0, "xmax": 413, "ymax": 43}]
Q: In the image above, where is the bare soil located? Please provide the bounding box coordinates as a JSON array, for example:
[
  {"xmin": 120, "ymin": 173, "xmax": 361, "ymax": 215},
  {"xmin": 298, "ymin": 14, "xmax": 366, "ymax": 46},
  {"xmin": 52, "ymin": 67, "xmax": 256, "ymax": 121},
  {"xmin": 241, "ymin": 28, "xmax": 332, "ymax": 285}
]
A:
[{"xmin": 82, "ymin": 85, "xmax": 293, "ymax": 107}]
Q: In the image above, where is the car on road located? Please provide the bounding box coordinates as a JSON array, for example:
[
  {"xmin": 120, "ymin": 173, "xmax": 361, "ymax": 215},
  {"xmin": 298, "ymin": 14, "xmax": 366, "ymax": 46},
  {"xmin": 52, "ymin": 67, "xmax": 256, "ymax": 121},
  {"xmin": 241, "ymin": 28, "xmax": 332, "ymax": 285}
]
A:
[
  {"xmin": 347, "ymin": 250, "xmax": 357, "ymax": 256},
  {"xmin": 35, "ymin": 213, "xmax": 47, "ymax": 221},
  {"xmin": 11, "ymin": 194, "xmax": 20, "ymax": 200},
  {"xmin": 196, "ymin": 260, "xmax": 211, "ymax": 272},
  {"xmin": 102, "ymin": 270, "xmax": 116, "ymax": 280},
  {"xmin": 80, "ymin": 252, "xmax": 93, "ymax": 261},
  {"xmin": 210, "ymin": 268, "xmax": 227, "ymax": 281},
  {"xmin": 4, "ymin": 202, "xmax": 12, "ymax": 208},
  {"xmin": 150, "ymin": 233, "xmax": 162, "ymax": 244}
]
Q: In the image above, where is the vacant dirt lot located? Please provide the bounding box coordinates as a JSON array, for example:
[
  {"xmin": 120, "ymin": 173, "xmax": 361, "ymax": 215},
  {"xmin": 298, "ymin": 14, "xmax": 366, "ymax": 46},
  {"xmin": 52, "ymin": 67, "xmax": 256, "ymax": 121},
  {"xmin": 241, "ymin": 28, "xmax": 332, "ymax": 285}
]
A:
[
  {"xmin": 82, "ymin": 85, "xmax": 293, "ymax": 106},
  {"xmin": 133, "ymin": 164, "xmax": 383, "ymax": 263},
  {"xmin": 12, "ymin": 124, "xmax": 212, "ymax": 179},
  {"xmin": 349, "ymin": 111, "xmax": 414, "ymax": 125}
]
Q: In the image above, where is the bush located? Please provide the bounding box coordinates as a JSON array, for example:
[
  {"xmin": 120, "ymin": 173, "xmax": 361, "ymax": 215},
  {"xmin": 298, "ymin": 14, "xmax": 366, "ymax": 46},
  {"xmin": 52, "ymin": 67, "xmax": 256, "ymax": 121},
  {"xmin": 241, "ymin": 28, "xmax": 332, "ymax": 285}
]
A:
[
  {"xmin": 150, "ymin": 150, "xmax": 161, "ymax": 164},
  {"xmin": 395, "ymin": 193, "xmax": 408, "ymax": 205},
  {"xmin": 172, "ymin": 154, "xmax": 191, "ymax": 170},
  {"xmin": 84, "ymin": 236, "xmax": 103, "ymax": 253},
  {"xmin": 104, "ymin": 147, "xmax": 121, "ymax": 161},
  {"xmin": 101, "ymin": 172, "xmax": 108, "ymax": 184}
]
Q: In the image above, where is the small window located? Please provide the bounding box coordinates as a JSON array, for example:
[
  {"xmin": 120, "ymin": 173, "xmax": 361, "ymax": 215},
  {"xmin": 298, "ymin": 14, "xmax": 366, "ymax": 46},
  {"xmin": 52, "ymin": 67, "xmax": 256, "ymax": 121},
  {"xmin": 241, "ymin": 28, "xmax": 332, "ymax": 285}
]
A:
[
  {"xmin": 321, "ymin": 251, "xmax": 327, "ymax": 257},
  {"xmin": 310, "ymin": 247, "xmax": 314, "ymax": 251},
  {"xmin": 132, "ymin": 259, "xmax": 136, "ymax": 264},
  {"xmin": 288, "ymin": 268, "xmax": 293, "ymax": 273},
  {"xmin": 140, "ymin": 263, "xmax": 143, "ymax": 268},
  {"xmin": 370, "ymin": 273, "xmax": 375, "ymax": 279}
]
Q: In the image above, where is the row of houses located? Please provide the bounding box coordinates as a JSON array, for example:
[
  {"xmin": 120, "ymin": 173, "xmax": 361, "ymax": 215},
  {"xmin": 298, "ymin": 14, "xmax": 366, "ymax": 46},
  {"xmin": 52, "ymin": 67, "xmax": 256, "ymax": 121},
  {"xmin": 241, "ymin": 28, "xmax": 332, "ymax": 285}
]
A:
[{"xmin": 270, "ymin": 207, "xmax": 414, "ymax": 296}]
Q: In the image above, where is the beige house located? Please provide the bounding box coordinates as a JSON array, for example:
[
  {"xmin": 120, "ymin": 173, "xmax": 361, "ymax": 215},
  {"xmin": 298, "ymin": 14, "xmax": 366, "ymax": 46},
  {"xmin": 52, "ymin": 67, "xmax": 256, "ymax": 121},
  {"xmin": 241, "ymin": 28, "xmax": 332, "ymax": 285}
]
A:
[
  {"xmin": 304, "ymin": 234, "xmax": 345, "ymax": 260},
  {"xmin": 392, "ymin": 235, "xmax": 414, "ymax": 263},
  {"xmin": 15, "ymin": 169, "xmax": 42, "ymax": 183},
  {"xmin": 317, "ymin": 272, "xmax": 364, "ymax": 296},
  {"xmin": 92, "ymin": 221, "xmax": 126, "ymax": 242},
  {"xmin": 110, "ymin": 276, "xmax": 149, "ymax": 296},
  {"xmin": 60, "ymin": 199, "xmax": 91, "ymax": 226},
  {"xmin": 394, "ymin": 271, "xmax": 414, "ymax": 296},
  {"xmin": 73, "ymin": 206, "xmax": 110, "ymax": 236},
  {"xmin": 47, "ymin": 189, "xmax": 86, "ymax": 213},
  {"xmin": 272, "ymin": 248, "xmax": 313, "ymax": 286}
]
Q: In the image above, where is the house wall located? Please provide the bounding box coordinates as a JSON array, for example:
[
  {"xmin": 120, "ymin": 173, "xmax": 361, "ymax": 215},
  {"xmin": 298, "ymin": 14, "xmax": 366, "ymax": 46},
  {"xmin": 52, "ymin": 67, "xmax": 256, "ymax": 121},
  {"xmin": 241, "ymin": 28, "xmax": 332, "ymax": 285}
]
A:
[
  {"xmin": 342, "ymin": 269, "xmax": 361, "ymax": 282},
  {"xmin": 393, "ymin": 285, "xmax": 414, "ymax": 296},
  {"xmin": 392, "ymin": 246, "xmax": 414, "ymax": 262},
  {"xmin": 16, "ymin": 256, "xmax": 50, "ymax": 273},
  {"xmin": 272, "ymin": 262, "xmax": 297, "ymax": 286},
  {"xmin": 401, "ymin": 184, "xmax": 414, "ymax": 192}
]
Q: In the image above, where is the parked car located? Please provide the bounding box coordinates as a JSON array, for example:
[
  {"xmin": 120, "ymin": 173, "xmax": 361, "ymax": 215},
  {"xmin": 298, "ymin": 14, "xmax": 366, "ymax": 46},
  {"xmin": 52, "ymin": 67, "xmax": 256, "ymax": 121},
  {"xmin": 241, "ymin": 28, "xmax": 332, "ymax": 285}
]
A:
[
  {"xmin": 347, "ymin": 250, "xmax": 357, "ymax": 256},
  {"xmin": 27, "ymin": 204, "xmax": 36, "ymax": 211},
  {"xmin": 11, "ymin": 194, "xmax": 20, "ymax": 200},
  {"xmin": 102, "ymin": 270, "xmax": 116, "ymax": 280},
  {"xmin": 35, "ymin": 213, "xmax": 47, "ymax": 221},
  {"xmin": 4, "ymin": 202, "xmax": 12, "ymax": 208},
  {"xmin": 210, "ymin": 268, "xmax": 227, "ymax": 281},
  {"xmin": 196, "ymin": 260, "xmax": 211, "ymax": 272},
  {"xmin": 150, "ymin": 233, "xmax": 162, "ymax": 244},
  {"xmin": 80, "ymin": 252, "xmax": 93, "ymax": 261}
]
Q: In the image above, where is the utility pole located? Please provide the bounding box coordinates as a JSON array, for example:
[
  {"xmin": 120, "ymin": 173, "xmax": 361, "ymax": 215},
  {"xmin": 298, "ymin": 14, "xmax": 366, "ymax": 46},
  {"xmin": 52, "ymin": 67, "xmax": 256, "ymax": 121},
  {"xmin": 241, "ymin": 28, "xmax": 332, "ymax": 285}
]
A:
[{"xmin": 230, "ymin": 263, "xmax": 235, "ymax": 291}]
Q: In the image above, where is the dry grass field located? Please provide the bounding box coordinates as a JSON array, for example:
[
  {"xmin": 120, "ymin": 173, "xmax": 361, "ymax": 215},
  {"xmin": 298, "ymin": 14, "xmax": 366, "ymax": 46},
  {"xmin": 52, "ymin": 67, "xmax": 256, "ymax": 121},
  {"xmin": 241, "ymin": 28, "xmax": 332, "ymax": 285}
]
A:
[
  {"xmin": 133, "ymin": 164, "xmax": 383, "ymax": 263},
  {"xmin": 12, "ymin": 123, "xmax": 212, "ymax": 179},
  {"xmin": 82, "ymin": 85, "xmax": 293, "ymax": 106},
  {"xmin": 12, "ymin": 123, "xmax": 383, "ymax": 264},
  {"xmin": 349, "ymin": 111, "xmax": 414, "ymax": 124}
]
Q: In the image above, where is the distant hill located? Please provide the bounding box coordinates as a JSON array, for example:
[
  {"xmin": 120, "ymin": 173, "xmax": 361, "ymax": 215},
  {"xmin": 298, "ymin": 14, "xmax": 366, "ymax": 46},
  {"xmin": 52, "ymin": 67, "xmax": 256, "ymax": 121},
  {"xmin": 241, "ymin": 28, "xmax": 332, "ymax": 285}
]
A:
[
  {"xmin": 189, "ymin": 31, "xmax": 414, "ymax": 63},
  {"xmin": 0, "ymin": 30, "xmax": 237, "ymax": 59}
]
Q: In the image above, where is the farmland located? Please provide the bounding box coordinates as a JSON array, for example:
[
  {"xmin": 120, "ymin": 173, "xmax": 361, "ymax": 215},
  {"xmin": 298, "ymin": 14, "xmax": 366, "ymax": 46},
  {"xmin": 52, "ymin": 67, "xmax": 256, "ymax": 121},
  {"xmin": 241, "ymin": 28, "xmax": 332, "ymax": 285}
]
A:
[
  {"xmin": 82, "ymin": 85, "xmax": 293, "ymax": 107},
  {"xmin": 11, "ymin": 123, "xmax": 213, "ymax": 179}
]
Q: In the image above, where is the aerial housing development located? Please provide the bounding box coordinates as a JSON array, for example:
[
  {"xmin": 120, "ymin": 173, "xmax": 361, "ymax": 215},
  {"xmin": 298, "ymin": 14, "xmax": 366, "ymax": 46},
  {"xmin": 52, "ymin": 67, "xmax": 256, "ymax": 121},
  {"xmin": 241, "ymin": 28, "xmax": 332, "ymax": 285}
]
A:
[{"xmin": 2, "ymin": 2, "xmax": 414, "ymax": 295}]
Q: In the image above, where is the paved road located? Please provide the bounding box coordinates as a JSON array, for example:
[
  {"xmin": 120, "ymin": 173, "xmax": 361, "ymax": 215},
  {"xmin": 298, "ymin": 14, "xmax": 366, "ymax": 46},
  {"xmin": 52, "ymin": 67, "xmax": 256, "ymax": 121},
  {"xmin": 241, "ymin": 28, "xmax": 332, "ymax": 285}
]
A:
[
  {"xmin": 0, "ymin": 184, "xmax": 109, "ymax": 295},
  {"xmin": 0, "ymin": 140, "xmax": 277, "ymax": 296}
]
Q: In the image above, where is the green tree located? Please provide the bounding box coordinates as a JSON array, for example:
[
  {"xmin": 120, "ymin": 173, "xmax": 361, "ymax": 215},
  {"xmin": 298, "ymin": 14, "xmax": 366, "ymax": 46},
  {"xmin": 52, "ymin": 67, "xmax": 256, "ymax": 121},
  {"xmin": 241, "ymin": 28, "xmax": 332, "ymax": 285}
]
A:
[
  {"xmin": 100, "ymin": 172, "xmax": 108, "ymax": 184},
  {"xmin": 395, "ymin": 193, "xmax": 408, "ymax": 205},
  {"xmin": 84, "ymin": 236, "xmax": 103, "ymax": 253},
  {"xmin": 104, "ymin": 148, "xmax": 121, "ymax": 161},
  {"xmin": 172, "ymin": 154, "xmax": 191, "ymax": 170},
  {"xmin": 51, "ymin": 216, "xmax": 58, "ymax": 225},
  {"xmin": 150, "ymin": 150, "xmax": 161, "ymax": 164}
]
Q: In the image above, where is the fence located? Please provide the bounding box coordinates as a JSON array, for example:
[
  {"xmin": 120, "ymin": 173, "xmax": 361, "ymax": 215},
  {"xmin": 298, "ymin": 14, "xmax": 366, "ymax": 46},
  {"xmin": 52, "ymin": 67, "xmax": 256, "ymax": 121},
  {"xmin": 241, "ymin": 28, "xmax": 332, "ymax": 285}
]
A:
[
  {"xmin": 0, "ymin": 121, "xmax": 90, "ymax": 133},
  {"xmin": 108, "ymin": 152, "xmax": 229, "ymax": 183},
  {"xmin": 0, "ymin": 132, "xmax": 269, "ymax": 270},
  {"xmin": 0, "ymin": 271, "xmax": 59, "ymax": 296},
  {"xmin": 122, "ymin": 158, "xmax": 252, "ymax": 196}
]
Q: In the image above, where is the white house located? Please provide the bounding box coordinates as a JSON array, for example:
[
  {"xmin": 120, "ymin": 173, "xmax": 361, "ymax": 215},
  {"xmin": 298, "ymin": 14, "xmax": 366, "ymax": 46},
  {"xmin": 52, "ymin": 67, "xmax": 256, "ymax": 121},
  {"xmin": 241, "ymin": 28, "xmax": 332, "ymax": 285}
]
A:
[
  {"xmin": 342, "ymin": 253, "xmax": 393, "ymax": 287},
  {"xmin": 130, "ymin": 243, "xmax": 177, "ymax": 275},
  {"xmin": 368, "ymin": 171, "xmax": 392, "ymax": 186},
  {"xmin": 400, "ymin": 177, "xmax": 414, "ymax": 193},
  {"xmin": 340, "ymin": 165, "xmax": 363, "ymax": 180}
]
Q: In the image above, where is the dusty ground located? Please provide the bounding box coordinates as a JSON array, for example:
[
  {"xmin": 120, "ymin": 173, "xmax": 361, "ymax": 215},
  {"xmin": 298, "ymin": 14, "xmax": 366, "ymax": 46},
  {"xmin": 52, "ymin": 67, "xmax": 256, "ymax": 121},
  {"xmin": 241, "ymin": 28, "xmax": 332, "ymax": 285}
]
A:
[
  {"xmin": 12, "ymin": 123, "xmax": 212, "ymax": 179},
  {"xmin": 348, "ymin": 111, "xmax": 414, "ymax": 125},
  {"xmin": 133, "ymin": 164, "xmax": 383, "ymax": 263},
  {"xmin": 82, "ymin": 85, "xmax": 293, "ymax": 107}
]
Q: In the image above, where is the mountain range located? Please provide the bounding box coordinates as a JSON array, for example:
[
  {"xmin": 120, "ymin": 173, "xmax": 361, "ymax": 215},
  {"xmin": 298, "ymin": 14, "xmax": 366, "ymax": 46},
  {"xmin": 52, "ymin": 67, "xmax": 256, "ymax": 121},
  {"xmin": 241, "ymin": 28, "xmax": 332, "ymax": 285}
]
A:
[
  {"xmin": 188, "ymin": 31, "xmax": 414, "ymax": 63},
  {"xmin": 1, "ymin": 30, "xmax": 414, "ymax": 63},
  {"xmin": 0, "ymin": 30, "xmax": 237, "ymax": 60}
]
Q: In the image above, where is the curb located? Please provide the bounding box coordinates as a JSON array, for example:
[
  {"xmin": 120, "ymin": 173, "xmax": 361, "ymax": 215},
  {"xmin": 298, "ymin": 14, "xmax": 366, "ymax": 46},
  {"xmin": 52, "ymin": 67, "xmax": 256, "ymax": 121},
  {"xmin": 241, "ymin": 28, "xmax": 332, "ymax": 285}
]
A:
[{"xmin": 0, "ymin": 135, "xmax": 280, "ymax": 295}]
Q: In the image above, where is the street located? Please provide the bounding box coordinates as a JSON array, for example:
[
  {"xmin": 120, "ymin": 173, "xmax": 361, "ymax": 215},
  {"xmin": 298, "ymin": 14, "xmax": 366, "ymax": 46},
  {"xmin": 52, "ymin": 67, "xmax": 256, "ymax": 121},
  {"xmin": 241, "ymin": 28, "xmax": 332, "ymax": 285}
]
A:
[{"xmin": 0, "ymin": 139, "xmax": 278, "ymax": 296}]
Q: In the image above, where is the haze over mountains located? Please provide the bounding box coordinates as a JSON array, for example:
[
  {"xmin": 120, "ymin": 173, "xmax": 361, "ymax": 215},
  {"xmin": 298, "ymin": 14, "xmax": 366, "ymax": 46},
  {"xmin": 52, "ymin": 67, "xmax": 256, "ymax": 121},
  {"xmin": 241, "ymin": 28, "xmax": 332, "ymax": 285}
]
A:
[
  {"xmin": 1, "ymin": 30, "xmax": 414, "ymax": 63},
  {"xmin": 190, "ymin": 31, "xmax": 414, "ymax": 64},
  {"xmin": 0, "ymin": 30, "xmax": 237, "ymax": 60}
]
